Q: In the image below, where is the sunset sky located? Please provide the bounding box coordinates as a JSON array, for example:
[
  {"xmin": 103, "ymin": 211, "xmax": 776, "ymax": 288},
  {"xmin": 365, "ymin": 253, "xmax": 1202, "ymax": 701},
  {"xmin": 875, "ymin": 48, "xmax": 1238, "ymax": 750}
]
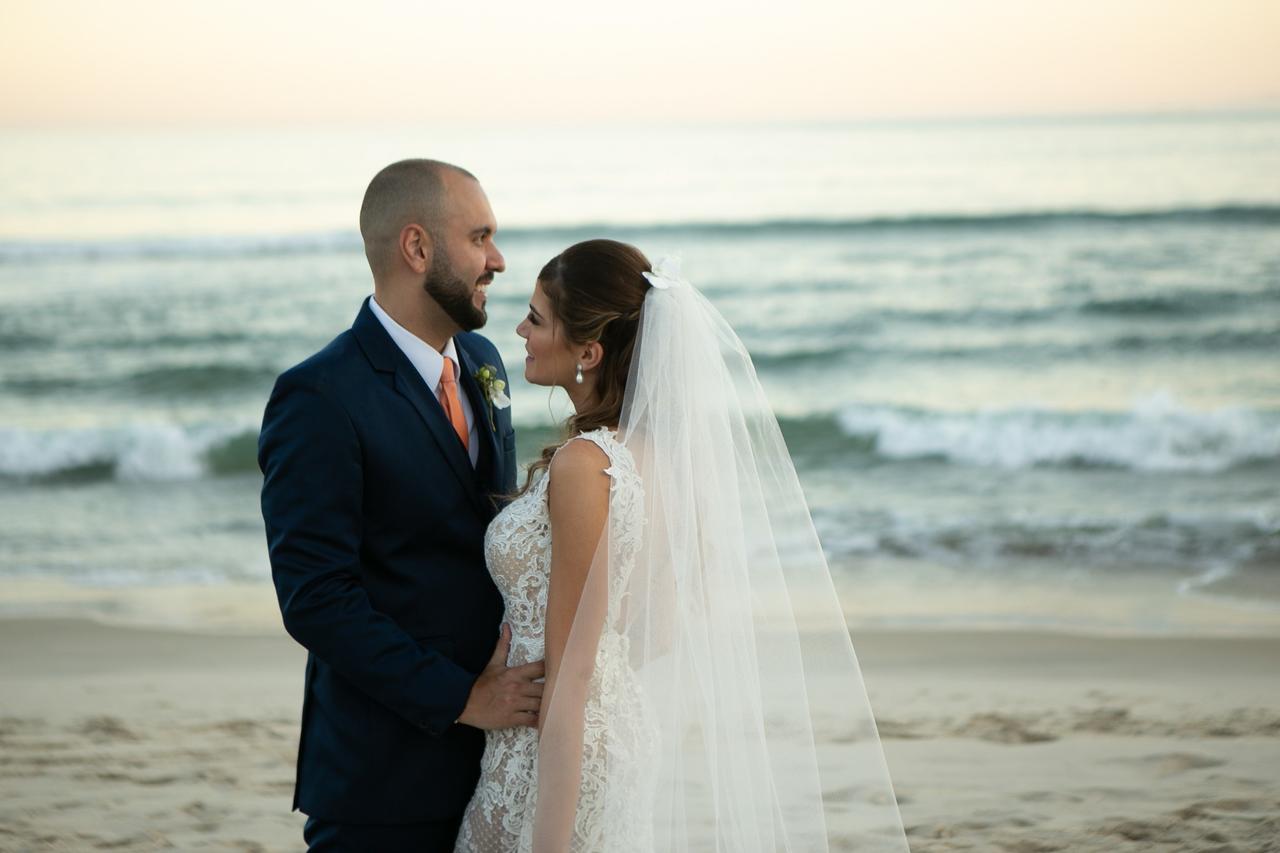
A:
[{"xmin": 1, "ymin": 0, "xmax": 1278, "ymax": 125}]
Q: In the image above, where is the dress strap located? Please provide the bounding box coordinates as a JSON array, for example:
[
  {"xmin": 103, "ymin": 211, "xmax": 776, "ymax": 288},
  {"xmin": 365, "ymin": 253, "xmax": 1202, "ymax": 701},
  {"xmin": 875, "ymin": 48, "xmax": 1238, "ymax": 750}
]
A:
[{"xmin": 553, "ymin": 428, "xmax": 622, "ymax": 478}]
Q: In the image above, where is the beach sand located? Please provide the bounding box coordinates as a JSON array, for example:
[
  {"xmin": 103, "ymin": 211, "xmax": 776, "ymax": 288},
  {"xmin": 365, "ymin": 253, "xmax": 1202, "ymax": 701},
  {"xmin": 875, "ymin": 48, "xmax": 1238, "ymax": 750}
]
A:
[{"xmin": 1, "ymin": 618, "xmax": 1277, "ymax": 852}]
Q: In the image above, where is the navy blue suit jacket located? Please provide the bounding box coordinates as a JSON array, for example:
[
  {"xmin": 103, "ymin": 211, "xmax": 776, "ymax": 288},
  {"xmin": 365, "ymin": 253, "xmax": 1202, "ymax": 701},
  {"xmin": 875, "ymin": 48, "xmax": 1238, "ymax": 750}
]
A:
[{"xmin": 258, "ymin": 297, "xmax": 516, "ymax": 823}]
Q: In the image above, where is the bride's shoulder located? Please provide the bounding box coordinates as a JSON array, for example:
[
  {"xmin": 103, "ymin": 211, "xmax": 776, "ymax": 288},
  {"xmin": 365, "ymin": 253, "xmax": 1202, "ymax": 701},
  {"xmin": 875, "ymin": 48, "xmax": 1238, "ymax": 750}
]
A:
[
  {"xmin": 551, "ymin": 433, "xmax": 607, "ymax": 465},
  {"xmin": 548, "ymin": 430, "xmax": 644, "ymax": 525},
  {"xmin": 546, "ymin": 437, "xmax": 612, "ymax": 519},
  {"xmin": 550, "ymin": 428, "xmax": 633, "ymax": 480}
]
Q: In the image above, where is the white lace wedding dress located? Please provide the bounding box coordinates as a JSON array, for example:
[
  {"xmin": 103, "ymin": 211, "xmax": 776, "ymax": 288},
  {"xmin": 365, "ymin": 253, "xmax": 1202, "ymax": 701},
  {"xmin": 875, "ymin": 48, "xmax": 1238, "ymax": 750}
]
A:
[{"xmin": 454, "ymin": 428, "xmax": 660, "ymax": 853}]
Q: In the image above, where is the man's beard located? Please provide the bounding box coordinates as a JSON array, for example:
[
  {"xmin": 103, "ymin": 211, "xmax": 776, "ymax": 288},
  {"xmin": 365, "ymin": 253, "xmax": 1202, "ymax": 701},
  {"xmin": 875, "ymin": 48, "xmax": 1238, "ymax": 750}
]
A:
[{"xmin": 423, "ymin": 248, "xmax": 487, "ymax": 332}]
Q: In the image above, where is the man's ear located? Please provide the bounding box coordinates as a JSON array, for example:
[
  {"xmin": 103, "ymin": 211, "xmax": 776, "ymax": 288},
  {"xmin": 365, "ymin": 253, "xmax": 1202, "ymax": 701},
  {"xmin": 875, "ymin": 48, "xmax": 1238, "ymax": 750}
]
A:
[
  {"xmin": 578, "ymin": 341, "xmax": 605, "ymax": 371},
  {"xmin": 399, "ymin": 224, "xmax": 432, "ymax": 274}
]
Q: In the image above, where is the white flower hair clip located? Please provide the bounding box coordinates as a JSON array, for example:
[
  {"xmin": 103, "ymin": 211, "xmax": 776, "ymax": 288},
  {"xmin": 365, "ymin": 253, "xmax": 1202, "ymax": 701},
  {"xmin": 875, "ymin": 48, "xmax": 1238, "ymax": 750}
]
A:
[{"xmin": 642, "ymin": 256, "xmax": 688, "ymax": 290}]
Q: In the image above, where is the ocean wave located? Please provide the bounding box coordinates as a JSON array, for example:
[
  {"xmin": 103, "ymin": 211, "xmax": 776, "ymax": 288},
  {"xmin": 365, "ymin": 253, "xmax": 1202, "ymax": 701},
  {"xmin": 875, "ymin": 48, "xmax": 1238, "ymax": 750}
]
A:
[
  {"xmin": 1077, "ymin": 289, "xmax": 1270, "ymax": 317},
  {"xmin": 6, "ymin": 393, "xmax": 1277, "ymax": 484},
  {"xmin": 744, "ymin": 323, "xmax": 1280, "ymax": 369},
  {"xmin": 1108, "ymin": 327, "xmax": 1280, "ymax": 352},
  {"xmin": 2, "ymin": 324, "xmax": 1269, "ymax": 390},
  {"xmin": 749, "ymin": 288, "xmax": 1279, "ymax": 334},
  {"xmin": 818, "ymin": 507, "xmax": 1280, "ymax": 569},
  {"xmin": 0, "ymin": 231, "xmax": 360, "ymax": 263},
  {"xmin": 3, "ymin": 204, "xmax": 1278, "ymax": 263},
  {"xmin": 834, "ymin": 392, "xmax": 1280, "ymax": 472},
  {"xmin": 2, "ymin": 363, "xmax": 282, "ymax": 398},
  {"xmin": 0, "ymin": 330, "xmax": 50, "ymax": 350},
  {"xmin": 0, "ymin": 423, "xmax": 260, "ymax": 483},
  {"xmin": 120, "ymin": 364, "xmax": 279, "ymax": 396}
]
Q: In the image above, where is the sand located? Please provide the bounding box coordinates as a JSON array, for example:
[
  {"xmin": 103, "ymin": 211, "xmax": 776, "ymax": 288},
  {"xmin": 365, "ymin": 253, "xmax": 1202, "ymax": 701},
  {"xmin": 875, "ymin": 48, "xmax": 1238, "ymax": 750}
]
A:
[{"xmin": 1, "ymin": 618, "xmax": 1277, "ymax": 852}]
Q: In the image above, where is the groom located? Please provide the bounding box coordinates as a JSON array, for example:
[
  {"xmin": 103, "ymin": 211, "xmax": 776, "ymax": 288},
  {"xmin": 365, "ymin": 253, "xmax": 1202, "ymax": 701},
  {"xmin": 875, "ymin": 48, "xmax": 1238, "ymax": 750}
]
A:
[{"xmin": 258, "ymin": 159, "xmax": 544, "ymax": 851}]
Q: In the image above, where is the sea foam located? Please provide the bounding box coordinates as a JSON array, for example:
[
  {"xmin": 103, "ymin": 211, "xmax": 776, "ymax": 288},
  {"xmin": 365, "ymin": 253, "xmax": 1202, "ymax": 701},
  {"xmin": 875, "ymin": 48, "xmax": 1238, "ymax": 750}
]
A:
[
  {"xmin": 0, "ymin": 422, "xmax": 256, "ymax": 482},
  {"xmin": 836, "ymin": 392, "xmax": 1280, "ymax": 472}
]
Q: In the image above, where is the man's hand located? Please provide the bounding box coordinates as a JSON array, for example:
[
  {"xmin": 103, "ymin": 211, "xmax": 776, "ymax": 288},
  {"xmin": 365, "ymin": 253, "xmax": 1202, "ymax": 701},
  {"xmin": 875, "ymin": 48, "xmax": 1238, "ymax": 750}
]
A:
[{"xmin": 457, "ymin": 623, "xmax": 545, "ymax": 730}]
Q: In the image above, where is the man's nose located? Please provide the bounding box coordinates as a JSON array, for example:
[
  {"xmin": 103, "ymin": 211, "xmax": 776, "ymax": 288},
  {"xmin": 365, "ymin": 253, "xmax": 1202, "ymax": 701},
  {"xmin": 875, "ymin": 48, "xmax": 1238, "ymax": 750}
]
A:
[{"xmin": 489, "ymin": 244, "xmax": 506, "ymax": 273}]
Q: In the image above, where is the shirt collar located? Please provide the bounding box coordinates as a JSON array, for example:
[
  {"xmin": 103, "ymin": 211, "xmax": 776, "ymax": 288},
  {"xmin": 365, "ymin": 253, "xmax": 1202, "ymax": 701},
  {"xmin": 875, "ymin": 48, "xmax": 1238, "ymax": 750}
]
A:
[{"xmin": 368, "ymin": 295, "xmax": 460, "ymax": 393}]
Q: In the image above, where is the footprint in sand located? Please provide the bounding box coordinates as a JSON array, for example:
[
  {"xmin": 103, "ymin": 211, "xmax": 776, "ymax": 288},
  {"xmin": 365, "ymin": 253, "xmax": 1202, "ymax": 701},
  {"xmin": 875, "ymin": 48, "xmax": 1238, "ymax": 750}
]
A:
[
  {"xmin": 1105, "ymin": 752, "xmax": 1227, "ymax": 778},
  {"xmin": 1096, "ymin": 798, "xmax": 1280, "ymax": 848},
  {"xmin": 994, "ymin": 840, "xmax": 1067, "ymax": 853},
  {"xmin": 1016, "ymin": 789, "xmax": 1094, "ymax": 806},
  {"xmin": 873, "ymin": 718, "xmax": 923, "ymax": 739},
  {"xmin": 1175, "ymin": 797, "xmax": 1274, "ymax": 818},
  {"xmin": 199, "ymin": 718, "xmax": 282, "ymax": 739},
  {"xmin": 0, "ymin": 716, "xmax": 46, "ymax": 738},
  {"xmin": 1070, "ymin": 706, "xmax": 1133, "ymax": 733},
  {"xmin": 181, "ymin": 800, "xmax": 229, "ymax": 834},
  {"xmin": 71, "ymin": 716, "xmax": 140, "ymax": 742},
  {"xmin": 953, "ymin": 713, "xmax": 1057, "ymax": 744}
]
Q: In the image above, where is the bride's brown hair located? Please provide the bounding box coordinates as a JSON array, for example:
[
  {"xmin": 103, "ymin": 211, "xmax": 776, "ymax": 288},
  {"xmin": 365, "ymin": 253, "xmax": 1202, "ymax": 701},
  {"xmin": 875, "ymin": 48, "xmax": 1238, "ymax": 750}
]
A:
[{"xmin": 514, "ymin": 239, "xmax": 652, "ymax": 496}]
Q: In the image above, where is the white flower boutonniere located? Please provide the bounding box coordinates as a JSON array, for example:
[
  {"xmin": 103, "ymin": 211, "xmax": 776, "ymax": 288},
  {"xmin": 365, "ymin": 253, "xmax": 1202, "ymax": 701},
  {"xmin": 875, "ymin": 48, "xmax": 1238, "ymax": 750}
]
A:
[{"xmin": 473, "ymin": 364, "xmax": 510, "ymax": 430}]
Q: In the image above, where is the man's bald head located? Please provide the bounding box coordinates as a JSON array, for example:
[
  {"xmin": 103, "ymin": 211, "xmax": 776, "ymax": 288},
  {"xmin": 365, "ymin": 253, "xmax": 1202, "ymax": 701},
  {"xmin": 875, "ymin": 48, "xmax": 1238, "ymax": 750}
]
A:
[{"xmin": 359, "ymin": 159, "xmax": 477, "ymax": 280}]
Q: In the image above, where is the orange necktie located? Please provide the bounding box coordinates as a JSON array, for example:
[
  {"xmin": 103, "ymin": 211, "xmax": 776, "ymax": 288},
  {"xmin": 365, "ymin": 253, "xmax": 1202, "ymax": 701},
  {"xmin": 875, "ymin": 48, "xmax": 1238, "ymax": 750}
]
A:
[{"xmin": 438, "ymin": 357, "xmax": 469, "ymax": 452}]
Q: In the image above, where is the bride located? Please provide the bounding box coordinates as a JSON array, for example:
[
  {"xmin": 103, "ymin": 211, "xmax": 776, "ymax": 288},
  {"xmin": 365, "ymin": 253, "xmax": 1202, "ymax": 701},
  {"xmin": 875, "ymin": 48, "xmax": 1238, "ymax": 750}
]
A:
[{"xmin": 454, "ymin": 240, "xmax": 908, "ymax": 852}]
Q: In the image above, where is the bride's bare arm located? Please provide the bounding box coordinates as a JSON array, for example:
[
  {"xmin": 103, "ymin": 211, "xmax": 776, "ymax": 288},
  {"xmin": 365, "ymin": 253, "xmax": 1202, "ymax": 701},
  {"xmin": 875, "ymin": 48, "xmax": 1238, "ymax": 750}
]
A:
[
  {"xmin": 533, "ymin": 438, "xmax": 611, "ymax": 851},
  {"xmin": 543, "ymin": 438, "xmax": 612, "ymax": 719}
]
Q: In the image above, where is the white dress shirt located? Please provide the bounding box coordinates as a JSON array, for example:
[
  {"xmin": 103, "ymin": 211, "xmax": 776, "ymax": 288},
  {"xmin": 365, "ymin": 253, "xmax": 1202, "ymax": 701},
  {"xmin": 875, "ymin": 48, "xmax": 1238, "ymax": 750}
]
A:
[{"xmin": 369, "ymin": 296, "xmax": 479, "ymax": 467}]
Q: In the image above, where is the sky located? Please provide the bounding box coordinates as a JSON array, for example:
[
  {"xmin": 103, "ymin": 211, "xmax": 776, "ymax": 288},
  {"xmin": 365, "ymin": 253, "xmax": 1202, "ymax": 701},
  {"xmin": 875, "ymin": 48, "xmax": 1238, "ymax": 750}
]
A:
[{"xmin": 1, "ymin": 0, "xmax": 1278, "ymax": 125}]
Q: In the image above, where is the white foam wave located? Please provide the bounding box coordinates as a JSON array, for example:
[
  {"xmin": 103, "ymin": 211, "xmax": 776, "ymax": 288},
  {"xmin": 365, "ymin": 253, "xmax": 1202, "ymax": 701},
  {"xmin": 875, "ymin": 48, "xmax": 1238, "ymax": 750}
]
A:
[
  {"xmin": 837, "ymin": 391, "xmax": 1280, "ymax": 472},
  {"xmin": 0, "ymin": 421, "xmax": 250, "ymax": 481}
]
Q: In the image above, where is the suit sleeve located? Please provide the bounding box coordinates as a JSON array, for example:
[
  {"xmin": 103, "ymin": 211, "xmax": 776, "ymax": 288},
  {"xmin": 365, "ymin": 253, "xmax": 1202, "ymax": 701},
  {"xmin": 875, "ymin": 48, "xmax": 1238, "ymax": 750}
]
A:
[{"xmin": 258, "ymin": 375, "xmax": 477, "ymax": 735}]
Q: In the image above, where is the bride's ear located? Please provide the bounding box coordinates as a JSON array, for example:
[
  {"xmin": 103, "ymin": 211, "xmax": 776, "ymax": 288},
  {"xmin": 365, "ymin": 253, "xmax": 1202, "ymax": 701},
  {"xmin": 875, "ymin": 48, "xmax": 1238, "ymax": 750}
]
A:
[{"xmin": 577, "ymin": 341, "xmax": 604, "ymax": 372}]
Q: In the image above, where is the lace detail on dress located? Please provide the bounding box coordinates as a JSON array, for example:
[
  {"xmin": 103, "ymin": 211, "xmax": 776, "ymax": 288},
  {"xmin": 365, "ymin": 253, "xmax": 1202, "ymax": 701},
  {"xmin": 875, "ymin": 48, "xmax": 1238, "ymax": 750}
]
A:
[{"xmin": 455, "ymin": 428, "xmax": 658, "ymax": 853}]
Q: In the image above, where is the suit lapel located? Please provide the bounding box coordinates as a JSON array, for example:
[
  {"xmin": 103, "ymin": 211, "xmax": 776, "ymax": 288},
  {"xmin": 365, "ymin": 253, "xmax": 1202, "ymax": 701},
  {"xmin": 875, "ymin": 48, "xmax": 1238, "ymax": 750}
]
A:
[
  {"xmin": 455, "ymin": 340, "xmax": 503, "ymax": 499},
  {"xmin": 352, "ymin": 299, "xmax": 487, "ymax": 516},
  {"xmin": 392, "ymin": 369, "xmax": 488, "ymax": 515}
]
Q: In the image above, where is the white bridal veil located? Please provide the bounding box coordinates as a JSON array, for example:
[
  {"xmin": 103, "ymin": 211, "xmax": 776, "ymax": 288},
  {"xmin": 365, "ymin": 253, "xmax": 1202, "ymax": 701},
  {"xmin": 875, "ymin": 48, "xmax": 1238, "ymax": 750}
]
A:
[{"xmin": 531, "ymin": 258, "xmax": 910, "ymax": 851}]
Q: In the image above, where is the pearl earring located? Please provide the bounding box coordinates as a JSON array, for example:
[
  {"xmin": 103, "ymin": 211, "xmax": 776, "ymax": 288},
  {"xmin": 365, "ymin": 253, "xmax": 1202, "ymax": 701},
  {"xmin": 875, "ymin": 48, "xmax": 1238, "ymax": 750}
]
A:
[{"xmin": 575, "ymin": 363, "xmax": 584, "ymax": 385}]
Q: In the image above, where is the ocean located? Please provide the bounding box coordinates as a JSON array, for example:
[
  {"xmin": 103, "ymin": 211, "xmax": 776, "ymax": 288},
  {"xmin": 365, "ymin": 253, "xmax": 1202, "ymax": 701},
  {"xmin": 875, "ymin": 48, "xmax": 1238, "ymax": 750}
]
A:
[{"xmin": 1, "ymin": 113, "xmax": 1278, "ymax": 636}]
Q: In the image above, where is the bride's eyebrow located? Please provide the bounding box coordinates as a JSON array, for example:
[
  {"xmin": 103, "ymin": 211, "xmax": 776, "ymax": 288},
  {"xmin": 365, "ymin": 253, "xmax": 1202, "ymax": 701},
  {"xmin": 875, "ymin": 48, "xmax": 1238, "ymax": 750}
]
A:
[{"xmin": 527, "ymin": 305, "xmax": 542, "ymax": 319}]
